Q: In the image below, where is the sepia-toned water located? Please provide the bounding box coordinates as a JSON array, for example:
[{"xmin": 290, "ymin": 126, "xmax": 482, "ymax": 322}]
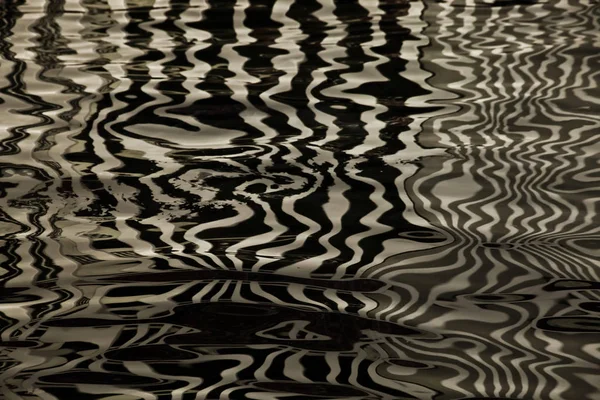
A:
[{"xmin": 0, "ymin": 0, "xmax": 599, "ymax": 398}]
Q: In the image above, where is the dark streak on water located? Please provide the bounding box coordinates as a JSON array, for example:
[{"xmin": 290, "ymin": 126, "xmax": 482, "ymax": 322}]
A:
[{"xmin": 0, "ymin": 0, "xmax": 599, "ymax": 399}]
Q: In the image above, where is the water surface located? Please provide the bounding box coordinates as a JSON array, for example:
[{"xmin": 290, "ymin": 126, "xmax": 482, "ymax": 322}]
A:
[{"xmin": 0, "ymin": 0, "xmax": 599, "ymax": 398}]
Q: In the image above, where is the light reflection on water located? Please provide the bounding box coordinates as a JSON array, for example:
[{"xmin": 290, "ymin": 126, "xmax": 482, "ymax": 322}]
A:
[{"xmin": 0, "ymin": 0, "xmax": 599, "ymax": 398}]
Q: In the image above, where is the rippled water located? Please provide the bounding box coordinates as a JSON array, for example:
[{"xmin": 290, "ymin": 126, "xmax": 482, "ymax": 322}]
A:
[{"xmin": 0, "ymin": 0, "xmax": 599, "ymax": 398}]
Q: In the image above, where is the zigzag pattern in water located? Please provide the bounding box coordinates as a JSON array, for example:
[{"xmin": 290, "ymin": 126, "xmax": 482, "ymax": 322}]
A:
[{"xmin": 0, "ymin": 0, "xmax": 598, "ymax": 398}]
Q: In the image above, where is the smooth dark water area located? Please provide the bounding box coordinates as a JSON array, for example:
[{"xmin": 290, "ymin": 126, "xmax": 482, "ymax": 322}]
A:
[{"xmin": 0, "ymin": 0, "xmax": 599, "ymax": 398}]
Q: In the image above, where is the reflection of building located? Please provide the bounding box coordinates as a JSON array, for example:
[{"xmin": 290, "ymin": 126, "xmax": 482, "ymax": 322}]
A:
[
  {"xmin": 382, "ymin": 1, "xmax": 600, "ymax": 398},
  {"xmin": 0, "ymin": 1, "xmax": 450, "ymax": 397},
  {"xmin": 1, "ymin": 0, "xmax": 599, "ymax": 398}
]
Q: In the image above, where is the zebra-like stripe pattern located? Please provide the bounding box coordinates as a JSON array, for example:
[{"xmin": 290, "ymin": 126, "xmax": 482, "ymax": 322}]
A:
[{"xmin": 0, "ymin": 0, "xmax": 598, "ymax": 398}]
